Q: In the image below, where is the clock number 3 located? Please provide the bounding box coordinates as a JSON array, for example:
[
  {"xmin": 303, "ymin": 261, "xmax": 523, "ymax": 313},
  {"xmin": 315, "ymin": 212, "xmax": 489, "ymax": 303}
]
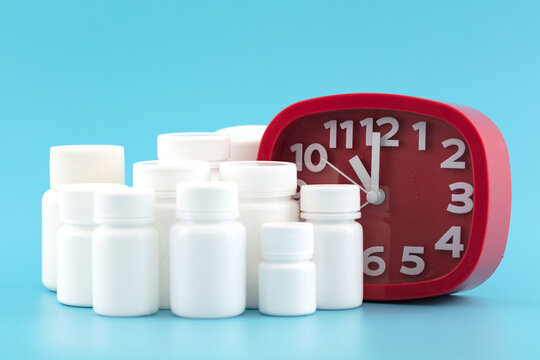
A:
[{"xmin": 447, "ymin": 182, "xmax": 473, "ymax": 214}]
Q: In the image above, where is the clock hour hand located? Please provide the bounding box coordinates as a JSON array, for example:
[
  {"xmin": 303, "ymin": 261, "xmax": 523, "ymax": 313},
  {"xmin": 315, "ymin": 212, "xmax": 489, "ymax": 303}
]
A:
[{"xmin": 348, "ymin": 156, "xmax": 372, "ymax": 192}]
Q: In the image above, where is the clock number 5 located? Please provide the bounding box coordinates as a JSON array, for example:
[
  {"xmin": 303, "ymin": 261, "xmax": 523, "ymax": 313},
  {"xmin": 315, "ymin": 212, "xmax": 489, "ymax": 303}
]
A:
[{"xmin": 400, "ymin": 246, "xmax": 425, "ymax": 276}]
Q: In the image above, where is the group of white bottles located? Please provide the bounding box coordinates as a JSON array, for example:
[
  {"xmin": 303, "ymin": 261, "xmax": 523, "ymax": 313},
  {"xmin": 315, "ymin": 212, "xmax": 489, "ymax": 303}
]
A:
[{"xmin": 43, "ymin": 125, "xmax": 364, "ymax": 318}]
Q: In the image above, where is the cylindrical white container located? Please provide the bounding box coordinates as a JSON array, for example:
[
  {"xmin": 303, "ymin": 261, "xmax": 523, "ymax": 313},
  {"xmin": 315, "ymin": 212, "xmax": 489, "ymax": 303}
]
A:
[
  {"xmin": 92, "ymin": 187, "xmax": 159, "ymax": 317},
  {"xmin": 170, "ymin": 182, "xmax": 246, "ymax": 319},
  {"xmin": 157, "ymin": 132, "xmax": 230, "ymax": 180},
  {"xmin": 215, "ymin": 125, "xmax": 267, "ymax": 161},
  {"xmin": 219, "ymin": 161, "xmax": 299, "ymax": 308},
  {"xmin": 300, "ymin": 184, "xmax": 363, "ymax": 310},
  {"xmin": 57, "ymin": 183, "xmax": 125, "ymax": 307},
  {"xmin": 42, "ymin": 145, "xmax": 125, "ymax": 292},
  {"xmin": 259, "ymin": 222, "xmax": 316, "ymax": 317},
  {"xmin": 132, "ymin": 160, "xmax": 211, "ymax": 309}
]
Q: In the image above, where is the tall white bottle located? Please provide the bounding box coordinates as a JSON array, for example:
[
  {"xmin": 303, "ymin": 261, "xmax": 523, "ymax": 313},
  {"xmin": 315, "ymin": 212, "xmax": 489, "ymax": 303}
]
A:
[
  {"xmin": 132, "ymin": 160, "xmax": 211, "ymax": 309},
  {"xmin": 92, "ymin": 187, "xmax": 159, "ymax": 317},
  {"xmin": 57, "ymin": 183, "xmax": 125, "ymax": 307},
  {"xmin": 42, "ymin": 145, "xmax": 125, "ymax": 291},
  {"xmin": 157, "ymin": 132, "xmax": 230, "ymax": 180},
  {"xmin": 170, "ymin": 182, "xmax": 246, "ymax": 319},
  {"xmin": 300, "ymin": 184, "xmax": 363, "ymax": 310},
  {"xmin": 219, "ymin": 161, "xmax": 299, "ymax": 308}
]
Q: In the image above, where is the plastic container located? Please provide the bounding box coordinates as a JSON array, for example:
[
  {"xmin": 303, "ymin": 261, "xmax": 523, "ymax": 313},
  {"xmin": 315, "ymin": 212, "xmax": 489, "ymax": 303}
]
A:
[
  {"xmin": 170, "ymin": 182, "xmax": 246, "ymax": 318},
  {"xmin": 57, "ymin": 183, "xmax": 125, "ymax": 307},
  {"xmin": 133, "ymin": 160, "xmax": 212, "ymax": 309},
  {"xmin": 157, "ymin": 132, "xmax": 230, "ymax": 180},
  {"xmin": 301, "ymin": 184, "xmax": 363, "ymax": 309},
  {"xmin": 92, "ymin": 187, "xmax": 159, "ymax": 317},
  {"xmin": 219, "ymin": 161, "xmax": 299, "ymax": 308},
  {"xmin": 258, "ymin": 222, "xmax": 316, "ymax": 316},
  {"xmin": 215, "ymin": 125, "xmax": 267, "ymax": 161},
  {"xmin": 42, "ymin": 145, "xmax": 125, "ymax": 292}
]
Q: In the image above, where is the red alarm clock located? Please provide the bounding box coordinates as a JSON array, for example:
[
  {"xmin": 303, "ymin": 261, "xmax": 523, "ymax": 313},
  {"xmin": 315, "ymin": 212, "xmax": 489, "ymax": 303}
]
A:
[{"xmin": 257, "ymin": 93, "xmax": 511, "ymax": 301}]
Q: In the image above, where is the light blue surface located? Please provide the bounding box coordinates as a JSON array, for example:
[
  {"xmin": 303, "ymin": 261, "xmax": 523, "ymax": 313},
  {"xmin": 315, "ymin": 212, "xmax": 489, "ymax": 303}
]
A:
[{"xmin": 0, "ymin": 1, "xmax": 538, "ymax": 359}]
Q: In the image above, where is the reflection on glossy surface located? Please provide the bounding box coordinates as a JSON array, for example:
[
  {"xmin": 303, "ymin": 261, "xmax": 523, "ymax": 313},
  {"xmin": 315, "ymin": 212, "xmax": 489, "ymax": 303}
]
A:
[{"xmin": 7, "ymin": 290, "xmax": 532, "ymax": 359}]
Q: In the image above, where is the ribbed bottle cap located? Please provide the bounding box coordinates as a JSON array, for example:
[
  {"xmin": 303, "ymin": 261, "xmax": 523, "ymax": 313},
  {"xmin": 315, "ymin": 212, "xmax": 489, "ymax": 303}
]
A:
[
  {"xmin": 261, "ymin": 222, "xmax": 314, "ymax": 260},
  {"xmin": 157, "ymin": 132, "xmax": 230, "ymax": 162},
  {"xmin": 219, "ymin": 161, "xmax": 297, "ymax": 198},
  {"xmin": 176, "ymin": 181, "xmax": 239, "ymax": 220},
  {"xmin": 215, "ymin": 125, "xmax": 266, "ymax": 161},
  {"xmin": 300, "ymin": 184, "xmax": 361, "ymax": 215},
  {"xmin": 133, "ymin": 160, "xmax": 212, "ymax": 194},
  {"xmin": 95, "ymin": 187, "xmax": 155, "ymax": 225},
  {"xmin": 59, "ymin": 183, "xmax": 127, "ymax": 225},
  {"xmin": 50, "ymin": 145, "xmax": 125, "ymax": 190}
]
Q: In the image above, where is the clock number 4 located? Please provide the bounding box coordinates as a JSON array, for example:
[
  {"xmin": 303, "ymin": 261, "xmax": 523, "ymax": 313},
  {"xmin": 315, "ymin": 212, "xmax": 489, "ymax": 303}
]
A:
[{"xmin": 435, "ymin": 226, "xmax": 464, "ymax": 258}]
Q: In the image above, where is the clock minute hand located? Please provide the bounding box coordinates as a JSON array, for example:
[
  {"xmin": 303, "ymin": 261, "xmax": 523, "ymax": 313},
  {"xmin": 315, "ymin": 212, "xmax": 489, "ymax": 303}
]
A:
[{"xmin": 371, "ymin": 132, "xmax": 381, "ymax": 193}]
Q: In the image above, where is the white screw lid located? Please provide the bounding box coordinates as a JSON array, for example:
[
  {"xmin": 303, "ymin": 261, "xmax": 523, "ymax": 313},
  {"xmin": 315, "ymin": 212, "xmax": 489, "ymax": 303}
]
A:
[
  {"xmin": 133, "ymin": 160, "xmax": 212, "ymax": 194},
  {"xmin": 176, "ymin": 181, "xmax": 239, "ymax": 220},
  {"xmin": 50, "ymin": 145, "xmax": 125, "ymax": 190},
  {"xmin": 300, "ymin": 184, "xmax": 361, "ymax": 217},
  {"xmin": 157, "ymin": 132, "xmax": 230, "ymax": 162},
  {"xmin": 219, "ymin": 161, "xmax": 297, "ymax": 198},
  {"xmin": 261, "ymin": 222, "xmax": 314, "ymax": 261},
  {"xmin": 94, "ymin": 187, "xmax": 155, "ymax": 225},
  {"xmin": 215, "ymin": 125, "xmax": 267, "ymax": 161},
  {"xmin": 59, "ymin": 183, "xmax": 127, "ymax": 225}
]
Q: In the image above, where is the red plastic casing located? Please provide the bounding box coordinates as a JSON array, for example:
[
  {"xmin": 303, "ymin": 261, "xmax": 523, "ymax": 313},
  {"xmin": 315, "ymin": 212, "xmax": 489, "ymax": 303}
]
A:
[{"xmin": 257, "ymin": 93, "xmax": 511, "ymax": 301}]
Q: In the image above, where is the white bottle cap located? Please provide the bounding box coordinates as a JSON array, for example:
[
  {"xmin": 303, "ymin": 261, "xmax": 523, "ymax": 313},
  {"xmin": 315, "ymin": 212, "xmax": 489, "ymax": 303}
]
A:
[
  {"xmin": 261, "ymin": 222, "xmax": 314, "ymax": 261},
  {"xmin": 49, "ymin": 145, "xmax": 125, "ymax": 190},
  {"xmin": 219, "ymin": 161, "xmax": 297, "ymax": 198},
  {"xmin": 300, "ymin": 184, "xmax": 361, "ymax": 219},
  {"xmin": 133, "ymin": 160, "xmax": 212, "ymax": 195},
  {"xmin": 215, "ymin": 125, "xmax": 267, "ymax": 161},
  {"xmin": 157, "ymin": 132, "xmax": 230, "ymax": 162},
  {"xmin": 94, "ymin": 187, "xmax": 155, "ymax": 225},
  {"xmin": 59, "ymin": 183, "xmax": 127, "ymax": 225},
  {"xmin": 176, "ymin": 181, "xmax": 239, "ymax": 220}
]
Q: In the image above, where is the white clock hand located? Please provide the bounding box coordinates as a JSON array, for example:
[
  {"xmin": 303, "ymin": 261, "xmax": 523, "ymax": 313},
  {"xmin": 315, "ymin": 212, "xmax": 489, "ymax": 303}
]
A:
[
  {"xmin": 367, "ymin": 132, "xmax": 385, "ymax": 205},
  {"xmin": 348, "ymin": 156, "xmax": 372, "ymax": 193},
  {"xmin": 321, "ymin": 158, "xmax": 367, "ymax": 193}
]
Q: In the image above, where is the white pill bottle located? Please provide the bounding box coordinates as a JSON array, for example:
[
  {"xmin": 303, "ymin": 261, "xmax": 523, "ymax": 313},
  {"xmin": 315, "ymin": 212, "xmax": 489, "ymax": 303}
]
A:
[
  {"xmin": 170, "ymin": 182, "xmax": 246, "ymax": 319},
  {"xmin": 258, "ymin": 222, "xmax": 316, "ymax": 317},
  {"xmin": 219, "ymin": 161, "xmax": 299, "ymax": 308},
  {"xmin": 157, "ymin": 132, "xmax": 230, "ymax": 180},
  {"xmin": 133, "ymin": 160, "xmax": 211, "ymax": 309},
  {"xmin": 300, "ymin": 184, "xmax": 363, "ymax": 310},
  {"xmin": 57, "ymin": 183, "xmax": 125, "ymax": 307},
  {"xmin": 215, "ymin": 125, "xmax": 267, "ymax": 161},
  {"xmin": 92, "ymin": 187, "xmax": 159, "ymax": 317},
  {"xmin": 42, "ymin": 145, "xmax": 124, "ymax": 291}
]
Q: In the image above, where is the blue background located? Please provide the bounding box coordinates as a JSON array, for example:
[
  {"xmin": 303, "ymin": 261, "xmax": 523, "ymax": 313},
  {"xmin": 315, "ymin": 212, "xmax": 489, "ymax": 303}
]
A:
[{"xmin": 1, "ymin": 1, "xmax": 538, "ymax": 359}]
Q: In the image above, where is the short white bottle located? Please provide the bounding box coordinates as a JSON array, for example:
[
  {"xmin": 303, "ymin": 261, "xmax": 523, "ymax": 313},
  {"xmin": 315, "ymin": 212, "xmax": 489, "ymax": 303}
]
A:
[
  {"xmin": 133, "ymin": 160, "xmax": 211, "ymax": 309},
  {"xmin": 57, "ymin": 183, "xmax": 125, "ymax": 307},
  {"xmin": 43, "ymin": 145, "xmax": 125, "ymax": 292},
  {"xmin": 258, "ymin": 222, "xmax": 316, "ymax": 317},
  {"xmin": 300, "ymin": 184, "xmax": 363, "ymax": 310},
  {"xmin": 170, "ymin": 182, "xmax": 246, "ymax": 319},
  {"xmin": 215, "ymin": 125, "xmax": 267, "ymax": 161},
  {"xmin": 219, "ymin": 161, "xmax": 299, "ymax": 308},
  {"xmin": 92, "ymin": 187, "xmax": 159, "ymax": 317},
  {"xmin": 157, "ymin": 132, "xmax": 230, "ymax": 180}
]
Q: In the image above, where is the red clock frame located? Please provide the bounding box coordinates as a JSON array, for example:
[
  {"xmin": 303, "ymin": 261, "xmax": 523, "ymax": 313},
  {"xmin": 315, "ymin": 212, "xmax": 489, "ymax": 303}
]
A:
[{"xmin": 258, "ymin": 93, "xmax": 511, "ymax": 301}]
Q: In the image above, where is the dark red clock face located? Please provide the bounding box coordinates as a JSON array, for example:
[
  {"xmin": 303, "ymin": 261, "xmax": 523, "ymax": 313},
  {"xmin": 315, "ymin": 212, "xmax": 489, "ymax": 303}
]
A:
[{"xmin": 269, "ymin": 109, "xmax": 474, "ymax": 285}]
